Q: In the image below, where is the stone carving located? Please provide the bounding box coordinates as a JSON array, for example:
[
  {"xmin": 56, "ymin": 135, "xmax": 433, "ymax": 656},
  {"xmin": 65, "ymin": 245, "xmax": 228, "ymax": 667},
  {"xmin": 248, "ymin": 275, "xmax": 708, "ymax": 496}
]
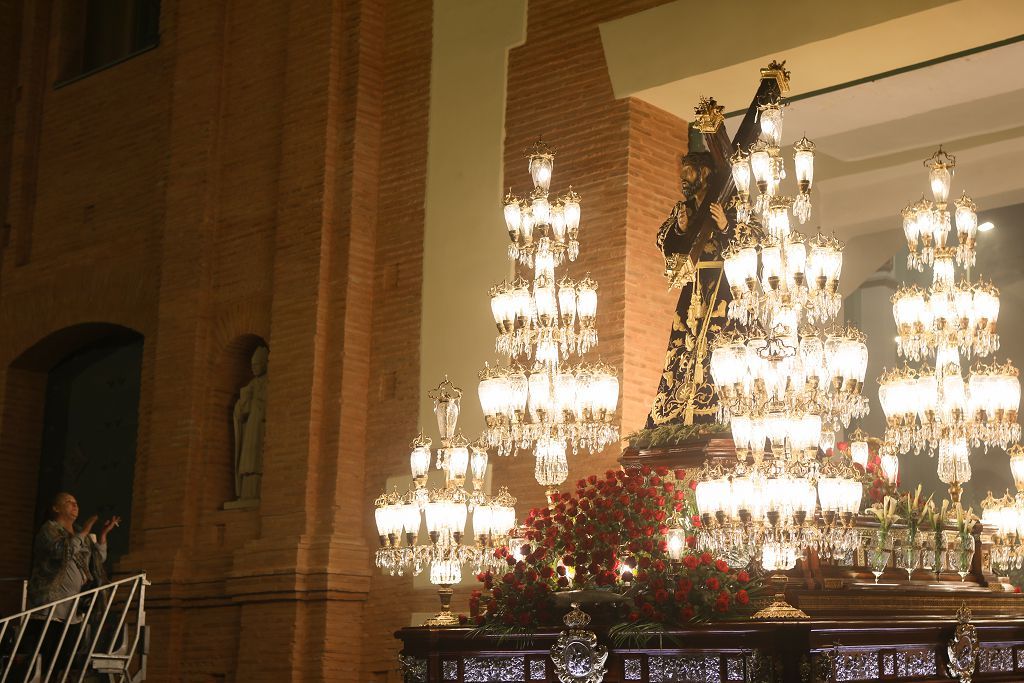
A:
[{"xmin": 231, "ymin": 345, "xmax": 268, "ymax": 503}]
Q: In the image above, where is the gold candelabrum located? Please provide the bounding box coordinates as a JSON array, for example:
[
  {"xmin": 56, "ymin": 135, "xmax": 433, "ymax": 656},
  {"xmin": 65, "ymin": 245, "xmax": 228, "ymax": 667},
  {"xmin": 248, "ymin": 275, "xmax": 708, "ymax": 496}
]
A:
[{"xmin": 373, "ymin": 377, "xmax": 518, "ymax": 627}]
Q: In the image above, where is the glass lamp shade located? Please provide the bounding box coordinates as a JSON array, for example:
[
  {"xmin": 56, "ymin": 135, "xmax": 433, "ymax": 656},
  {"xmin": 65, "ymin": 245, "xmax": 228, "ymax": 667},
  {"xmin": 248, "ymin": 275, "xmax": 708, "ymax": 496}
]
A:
[
  {"xmin": 974, "ymin": 284, "xmax": 1000, "ymax": 326},
  {"xmin": 785, "ymin": 238, "xmax": 807, "ymax": 287},
  {"xmin": 470, "ymin": 445, "xmax": 488, "ymax": 485},
  {"xmin": 730, "ymin": 151, "xmax": 751, "ymax": 195},
  {"xmin": 410, "ymin": 442, "xmax": 432, "ymax": 480},
  {"xmin": 490, "ymin": 503, "xmax": 516, "ymax": 537},
  {"xmin": 472, "ymin": 504, "xmax": 493, "ymax": 538},
  {"xmin": 433, "ymin": 394, "xmax": 460, "ymax": 442},
  {"xmin": 553, "ymin": 370, "xmax": 578, "ymax": 419},
  {"xmin": 879, "ymin": 452, "xmax": 899, "ymax": 485},
  {"xmin": 562, "ymin": 188, "xmax": 581, "ymax": 235},
  {"xmin": 534, "ymin": 438, "xmax": 568, "ymax": 487},
  {"xmin": 531, "ymin": 190, "xmax": 551, "ymax": 225},
  {"xmin": 508, "ymin": 368, "xmax": 529, "ymax": 414},
  {"xmin": 954, "ymin": 193, "xmax": 978, "ymax": 238},
  {"xmin": 503, "ymin": 192, "xmax": 522, "ymax": 235},
  {"xmin": 793, "ymin": 136, "xmax": 815, "ymax": 192},
  {"xmin": 749, "ymin": 143, "xmax": 771, "ymax": 186},
  {"xmin": 534, "ymin": 279, "xmax": 557, "ymax": 323},
  {"xmin": 374, "ymin": 504, "xmax": 397, "ymax": 538},
  {"xmin": 937, "ymin": 438, "xmax": 971, "ymax": 484},
  {"xmin": 445, "ymin": 432, "xmax": 471, "ymax": 482},
  {"xmin": 901, "ymin": 205, "xmax": 920, "ymax": 243},
  {"xmin": 489, "ymin": 283, "xmax": 515, "ymax": 328},
  {"xmin": 850, "ymin": 439, "xmax": 869, "ymax": 469},
  {"xmin": 430, "ymin": 557, "xmax": 463, "ymax": 586},
  {"xmin": 666, "ymin": 527, "xmax": 687, "ymax": 561},
  {"xmin": 759, "ymin": 102, "xmax": 783, "ymax": 147},
  {"xmin": 478, "ymin": 368, "xmax": 510, "ymax": 418},
  {"xmin": 557, "ymin": 278, "xmax": 577, "ymax": 323},
  {"xmin": 576, "ymin": 276, "xmax": 598, "ymax": 320},
  {"xmin": 527, "ymin": 368, "xmax": 553, "ymax": 419},
  {"xmin": 1010, "ymin": 446, "xmax": 1024, "ymax": 491},
  {"xmin": 528, "ymin": 150, "xmax": 554, "ymax": 191},
  {"xmin": 929, "ymin": 164, "xmax": 952, "ymax": 205},
  {"xmin": 400, "ymin": 502, "xmax": 422, "ymax": 536},
  {"xmin": 550, "ymin": 203, "xmax": 567, "ymax": 243}
]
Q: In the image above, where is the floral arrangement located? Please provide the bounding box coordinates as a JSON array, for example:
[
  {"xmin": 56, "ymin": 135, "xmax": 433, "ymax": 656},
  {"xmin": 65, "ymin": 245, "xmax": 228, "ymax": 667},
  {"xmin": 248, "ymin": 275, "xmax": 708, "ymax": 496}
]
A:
[
  {"xmin": 471, "ymin": 466, "xmax": 760, "ymax": 638},
  {"xmin": 867, "ymin": 495, "xmax": 900, "ymax": 543},
  {"xmin": 897, "ymin": 485, "xmax": 934, "ymax": 542}
]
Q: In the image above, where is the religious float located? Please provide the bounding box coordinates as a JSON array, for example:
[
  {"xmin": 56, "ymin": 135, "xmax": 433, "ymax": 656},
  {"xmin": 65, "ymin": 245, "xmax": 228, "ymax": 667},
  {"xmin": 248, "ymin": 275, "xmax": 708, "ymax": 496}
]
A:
[{"xmin": 380, "ymin": 64, "xmax": 1024, "ymax": 682}]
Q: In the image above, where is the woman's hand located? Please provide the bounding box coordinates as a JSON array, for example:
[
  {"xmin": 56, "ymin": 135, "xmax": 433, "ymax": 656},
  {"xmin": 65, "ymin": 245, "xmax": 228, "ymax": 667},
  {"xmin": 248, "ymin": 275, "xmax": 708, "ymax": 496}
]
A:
[
  {"xmin": 99, "ymin": 515, "xmax": 122, "ymax": 544},
  {"xmin": 710, "ymin": 202, "xmax": 728, "ymax": 230}
]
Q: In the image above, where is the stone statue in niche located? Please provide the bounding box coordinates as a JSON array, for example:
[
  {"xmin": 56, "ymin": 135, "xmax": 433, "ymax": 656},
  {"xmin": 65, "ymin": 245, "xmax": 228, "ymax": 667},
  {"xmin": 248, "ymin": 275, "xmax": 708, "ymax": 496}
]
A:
[{"xmin": 230, "ymin": 346, "xmax": 268, "ymax": 504}]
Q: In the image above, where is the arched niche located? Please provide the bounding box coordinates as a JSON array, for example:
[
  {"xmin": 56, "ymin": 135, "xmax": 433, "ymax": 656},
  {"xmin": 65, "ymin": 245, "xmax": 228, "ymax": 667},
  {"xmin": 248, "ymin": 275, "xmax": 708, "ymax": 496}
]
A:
[
  {"xmin": 0, "ymin": 322, "xmax": 143, "ymax": 610},
  {"xmin": 204, "ymin": 334, "xmax": 268, "ymax": 509}
]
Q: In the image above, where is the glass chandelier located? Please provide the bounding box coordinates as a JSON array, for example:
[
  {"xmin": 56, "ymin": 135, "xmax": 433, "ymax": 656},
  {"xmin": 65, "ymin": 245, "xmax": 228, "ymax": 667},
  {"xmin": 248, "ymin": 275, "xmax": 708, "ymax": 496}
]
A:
[
  {"xmin": 984, "ymin": 443, "xmax": 1024, "ymax": 573},
  {"xmin": 694, "ymin": 93, "xmax": 869, "ymax": 619},
  {"xmin": 713, "ymin": 97, "xmax": 869, "ymax": 463},
  {"xmin": 879, "ymin": 149, "xmax": 1021, "ymax": 499},
  {"xmin": 480, "ymin": 140, "xmax": 620, "ymax": 486},
  {"xmin": 373, "ymin": 377, "xmax": 517, "ymax": 626},
  {"xmin": 901, "ymin": 148, "xmax": 982, "ymax": 271}
]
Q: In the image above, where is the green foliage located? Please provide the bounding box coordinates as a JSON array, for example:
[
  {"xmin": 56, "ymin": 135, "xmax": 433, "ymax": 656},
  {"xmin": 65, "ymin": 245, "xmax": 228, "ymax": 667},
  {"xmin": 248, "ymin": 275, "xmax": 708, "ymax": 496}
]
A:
[
  {"xmin": 626, "ymin": 422, "xmax": 729, "ymax": 449},
  {"xmin": 608, "ymin": 621, "xmax": 681, "ymax": 649}
]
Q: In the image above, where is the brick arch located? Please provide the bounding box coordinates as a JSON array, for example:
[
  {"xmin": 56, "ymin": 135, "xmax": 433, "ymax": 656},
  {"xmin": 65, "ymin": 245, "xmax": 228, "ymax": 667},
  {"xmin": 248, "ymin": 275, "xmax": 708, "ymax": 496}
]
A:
[{"xmin": 0, "ymin": 322, "xmax": 144, "ymax": 608}]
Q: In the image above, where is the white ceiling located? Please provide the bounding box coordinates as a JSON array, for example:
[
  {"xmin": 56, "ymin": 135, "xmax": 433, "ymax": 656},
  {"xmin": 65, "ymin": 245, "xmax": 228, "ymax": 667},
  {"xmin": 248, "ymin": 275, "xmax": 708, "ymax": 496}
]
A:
[{"xmin": 600, "ymin": 1, "xmax": 1024, "ymax": 291}]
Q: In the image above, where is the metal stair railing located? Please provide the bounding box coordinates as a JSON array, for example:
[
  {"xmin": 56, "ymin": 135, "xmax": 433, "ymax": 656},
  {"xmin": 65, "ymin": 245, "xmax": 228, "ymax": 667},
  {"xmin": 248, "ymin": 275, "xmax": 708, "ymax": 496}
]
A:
[{"xmin": 0, "ymin": 573, "xmax": 149, "ymax": 683}]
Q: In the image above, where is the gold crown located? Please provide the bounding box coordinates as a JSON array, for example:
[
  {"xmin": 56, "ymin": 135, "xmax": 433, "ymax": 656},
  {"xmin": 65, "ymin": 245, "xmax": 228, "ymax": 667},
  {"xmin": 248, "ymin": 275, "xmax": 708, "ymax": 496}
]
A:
[{"xmin": 563, "ymin": 603, "xmax": 592, "ymax": 629}]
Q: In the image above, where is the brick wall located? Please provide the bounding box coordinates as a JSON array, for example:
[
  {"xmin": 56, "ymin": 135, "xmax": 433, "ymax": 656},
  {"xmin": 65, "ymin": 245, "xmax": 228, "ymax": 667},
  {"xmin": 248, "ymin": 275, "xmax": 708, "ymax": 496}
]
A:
[{"xmin": 0, "ymin": 0, "xmax": 686, "ymax": 680}]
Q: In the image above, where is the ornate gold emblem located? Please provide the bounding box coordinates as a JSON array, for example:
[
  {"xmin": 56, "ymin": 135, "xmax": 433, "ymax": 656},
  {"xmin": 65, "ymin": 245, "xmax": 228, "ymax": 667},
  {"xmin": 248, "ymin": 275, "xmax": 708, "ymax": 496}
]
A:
[
  {"xmin": 946, "ymin": 603, "xmax": 979, "ymax": 683},
  {"xmin": 549, "ymin": 603, "xmax": 607, "ymax": 683},
  {"xmin": 693, "ymin": 95, "xmax": 726, "ymax": 133}
]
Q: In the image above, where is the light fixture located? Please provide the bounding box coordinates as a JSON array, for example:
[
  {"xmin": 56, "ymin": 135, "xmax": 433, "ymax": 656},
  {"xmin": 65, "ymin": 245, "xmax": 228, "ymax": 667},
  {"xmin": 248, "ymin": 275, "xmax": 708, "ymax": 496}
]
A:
[
  {"xmin": 373, "ymin": 377, "xmax": 518, "ymax": 626},
  {"xmin": 978, "ymin": 221, "xmax": 995, "ymax": 233},
  {"xmin": 482, "ymin": 140, "xmax": 620, "ymax": 486},
  {"xmin": 881, "ymin": 148, "xmax": 1022, "ymax": 505}
]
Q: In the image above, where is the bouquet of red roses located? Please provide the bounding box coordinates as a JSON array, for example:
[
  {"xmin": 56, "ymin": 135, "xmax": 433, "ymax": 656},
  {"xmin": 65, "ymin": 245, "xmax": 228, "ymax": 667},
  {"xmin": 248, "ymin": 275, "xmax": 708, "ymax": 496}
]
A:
[{"xmin": 473, "ymin": 465, "xmax": 759, "ymax": 633}]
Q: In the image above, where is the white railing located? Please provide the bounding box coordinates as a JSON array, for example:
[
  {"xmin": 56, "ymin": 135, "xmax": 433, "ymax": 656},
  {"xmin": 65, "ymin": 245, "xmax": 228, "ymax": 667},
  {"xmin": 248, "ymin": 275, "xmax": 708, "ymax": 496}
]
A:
[{"xmin": 0, "ymin": 573, "xmax": 148, "ymax": 683}]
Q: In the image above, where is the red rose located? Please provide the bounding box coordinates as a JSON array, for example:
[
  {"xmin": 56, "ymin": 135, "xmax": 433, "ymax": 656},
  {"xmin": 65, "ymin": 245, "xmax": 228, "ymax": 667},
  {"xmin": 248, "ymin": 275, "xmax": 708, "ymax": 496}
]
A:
[
  {"xmin": 628, "ymin": 611, "xmax": 640, "ymax": 622},
  {"xmin": 502, "ymin": 573, "xmax": 515, "ymax": 584},
  {"xmin": 475, "ymin": 615, "xmax": 486, "ymax": 625},
  {"xmin": 674, "ymin": 490, "xmax": 686, "ymax": 501},
  {"xmin": 680, "ymin": 605, "xmax": 694, "ymax": 620},
  {"xmin": 706, "ymin": 577, "xmax": 720, "ymax": 591},
  {"xmin": 683, "ymin": 555, "xmax": 698, "ymax": 570},
  {"xmin": 557, "ymin": 577, "xmax": 569, "ymax": 588},
  {"xmin": 674, "ymin": 468, "xmax": 686, "ymax": 480},
  {"xmin": 640, "ymin": 465, "xmax": 652, "ymax": 476},
  {"xmin": 641, "ymin": 603, "xmax": 655, "ymax": 617},
  {"xmin": 655, "ymin": 466, "xmax": 669, "ymax": 476},
  {"xmin": 1016, "ymin": 586, "xmax": 1022, "ymax": 594},
  {"xmin": 715, "ymin": 559, "xmax": 729, "ymax": 573},
  {"xmin": 458, "ymin": 614, "xmax": 468, "ymax": 625},
  {"xmin": 689, "ymin": 479, "xmax": 698, "ymax": 491},
  {"xmin": 686, "ymin": 535, "xmax": 697, "ymax": 548},
  {"xmin": 638, "ymin": 556, "xmax": 652, "ymax": 569},
  {"xmin": 654, "ymin": 589, "xmax": 669, "ymax": 604},
  {"xmin": 519, "ymin": 612, "xmax": 530, "ymax": 625},
  {"xmin": 653, "ymin": 559, "xmax": 666, "ymax": 572},
  {"xmin": 700, "ymin": 552, "xmax": 713, "ymax": 565},
  {"xmin": 664, "ymin": 482, "xmax": 675, "ymax": 492},
  {"xmin": 737, "ymin": 570, "xmax": 750, "ymax": 583},
  {"xmin": 677, "ymin": 578, "xmax": 692, "ymax": 594},
  {"xmin": 736, "ymin": 589, "xmax": 749, "ymax": 605}
]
